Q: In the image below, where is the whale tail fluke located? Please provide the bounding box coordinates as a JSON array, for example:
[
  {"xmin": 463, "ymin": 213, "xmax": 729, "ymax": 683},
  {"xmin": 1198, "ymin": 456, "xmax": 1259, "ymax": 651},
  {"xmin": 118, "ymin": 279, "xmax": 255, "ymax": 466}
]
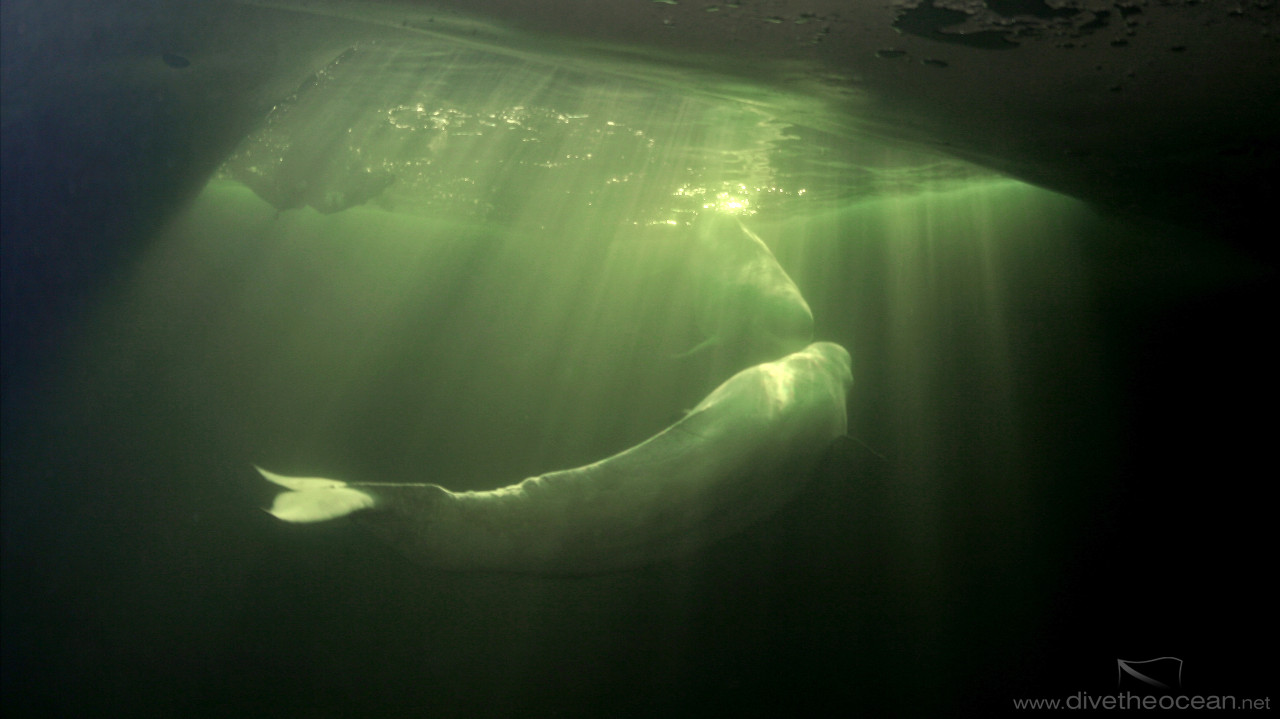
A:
[{"xmin": 256, "ymin": 466, "xmax": 376, "ymax": 523}]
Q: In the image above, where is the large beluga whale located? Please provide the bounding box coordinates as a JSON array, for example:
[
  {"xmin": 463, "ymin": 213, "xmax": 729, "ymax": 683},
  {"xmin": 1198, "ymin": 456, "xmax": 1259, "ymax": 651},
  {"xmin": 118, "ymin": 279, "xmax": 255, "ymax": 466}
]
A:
[
  {"xmin": 259, "ymin": 341, "xmax": 852, "ymax": 574},
  {"xmin": 678, "ymin": 214, "xmax": 813, "ymax": 367}
]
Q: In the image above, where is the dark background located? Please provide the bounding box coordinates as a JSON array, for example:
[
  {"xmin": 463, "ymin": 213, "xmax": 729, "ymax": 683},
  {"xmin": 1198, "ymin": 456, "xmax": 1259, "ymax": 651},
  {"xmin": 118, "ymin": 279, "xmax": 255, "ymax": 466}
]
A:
[{"xmin": 3, "ymin": 1, "xmax": 1274, "ymax": 716}]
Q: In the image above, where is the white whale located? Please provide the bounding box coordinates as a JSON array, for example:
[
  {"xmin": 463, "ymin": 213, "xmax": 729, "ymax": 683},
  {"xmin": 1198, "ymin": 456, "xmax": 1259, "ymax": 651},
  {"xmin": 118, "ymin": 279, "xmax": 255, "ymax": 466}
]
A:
[
  {"xmin": 678, "ymin": 214, "xmax": 814, "ymax": 365},
  {"xmin": 259, "ymin": 341, "xmax": 852, "ymax": 573}
]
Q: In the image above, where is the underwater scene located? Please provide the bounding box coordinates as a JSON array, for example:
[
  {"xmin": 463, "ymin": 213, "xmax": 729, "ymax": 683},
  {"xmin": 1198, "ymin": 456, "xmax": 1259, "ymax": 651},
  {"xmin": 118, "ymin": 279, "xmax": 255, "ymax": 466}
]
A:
[{"xmin": 3, "ymin": 1, "xmax": 1275, "ymax": 716}]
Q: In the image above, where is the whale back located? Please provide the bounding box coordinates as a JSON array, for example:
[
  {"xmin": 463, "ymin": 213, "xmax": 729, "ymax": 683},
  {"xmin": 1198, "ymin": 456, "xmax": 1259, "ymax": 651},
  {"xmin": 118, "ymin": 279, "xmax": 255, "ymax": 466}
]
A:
[{"xmin": 354, "ymin": 342, "xmax": 852, "ymax": 574}]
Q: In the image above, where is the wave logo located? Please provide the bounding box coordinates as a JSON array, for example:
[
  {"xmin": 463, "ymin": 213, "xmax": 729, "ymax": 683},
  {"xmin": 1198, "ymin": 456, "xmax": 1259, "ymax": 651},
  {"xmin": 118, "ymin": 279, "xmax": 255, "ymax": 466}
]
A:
[{"xmin": 1117, "ymin": 657, "xmax": 1183, "ymax": 691}]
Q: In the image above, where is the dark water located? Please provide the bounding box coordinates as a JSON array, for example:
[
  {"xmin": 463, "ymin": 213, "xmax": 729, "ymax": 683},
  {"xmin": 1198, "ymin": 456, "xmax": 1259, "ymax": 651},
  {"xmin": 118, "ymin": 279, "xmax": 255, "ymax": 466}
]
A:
[{"xmin": 3, "ymin": 4, "xmax": 1275, "ymax": 718}]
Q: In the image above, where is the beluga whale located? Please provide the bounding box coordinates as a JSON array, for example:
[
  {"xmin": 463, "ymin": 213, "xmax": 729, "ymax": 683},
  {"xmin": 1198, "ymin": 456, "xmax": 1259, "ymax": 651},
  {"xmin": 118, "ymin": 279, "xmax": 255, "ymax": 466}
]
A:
[
  {"xmin": 258, "ymin": 341, "xmax": 852, "ymax": 574},
  {"xmin": 676, "ymin": 213, "xmax": 813, "ymax": 368}
]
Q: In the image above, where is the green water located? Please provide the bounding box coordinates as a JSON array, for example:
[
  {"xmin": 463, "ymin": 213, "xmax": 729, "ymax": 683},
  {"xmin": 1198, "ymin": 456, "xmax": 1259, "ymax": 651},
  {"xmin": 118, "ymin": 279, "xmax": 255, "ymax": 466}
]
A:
[
  {"xmin": 57, "ymin": 163, "xmax": 1100, "ymax": 712},
  {"xmin": 108, "ymin": 31, "xmax": 1047, "ymax": 492}
]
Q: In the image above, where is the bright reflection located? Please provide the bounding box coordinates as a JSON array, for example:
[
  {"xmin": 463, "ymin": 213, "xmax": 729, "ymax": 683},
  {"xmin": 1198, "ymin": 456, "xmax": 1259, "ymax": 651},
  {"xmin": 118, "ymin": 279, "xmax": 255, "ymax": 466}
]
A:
[{"xmin": 215, "ymin": 37, "xmax": 989, "ymax": 227}]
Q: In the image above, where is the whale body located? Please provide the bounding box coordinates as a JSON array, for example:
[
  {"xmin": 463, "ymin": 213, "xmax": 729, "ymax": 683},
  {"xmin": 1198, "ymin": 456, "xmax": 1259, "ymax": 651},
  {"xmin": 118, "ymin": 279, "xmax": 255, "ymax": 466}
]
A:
[
  {"xmin": 259, "ymin": 341, "xmax": 852, "ymax": 573},
  {"xmin": 678, "ymin": 214, "xmax": 814, "ymax": 365}
]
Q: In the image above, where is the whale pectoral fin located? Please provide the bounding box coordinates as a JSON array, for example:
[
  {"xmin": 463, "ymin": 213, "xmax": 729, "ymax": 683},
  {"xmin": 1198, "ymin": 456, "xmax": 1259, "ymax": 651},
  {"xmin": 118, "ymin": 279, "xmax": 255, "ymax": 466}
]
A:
[
  {"xmin": 671, "ymin": 334, "xmax": 722, "ymax": 359},
  {"xmin": 256, "ymin": 466, "xmax": 375, "ymax": 523}
]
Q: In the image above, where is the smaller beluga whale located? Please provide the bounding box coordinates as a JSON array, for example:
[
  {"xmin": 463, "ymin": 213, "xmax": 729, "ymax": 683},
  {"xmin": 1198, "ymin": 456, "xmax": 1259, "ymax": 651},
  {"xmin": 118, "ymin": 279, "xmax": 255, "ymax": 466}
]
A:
[
  {"xmin": 677, "ymin": 214, "xmax": 813, "ymax": 366},
  {"xmin": 258, "ymin": 341, "xmax": 852, "ymax": 574}
]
